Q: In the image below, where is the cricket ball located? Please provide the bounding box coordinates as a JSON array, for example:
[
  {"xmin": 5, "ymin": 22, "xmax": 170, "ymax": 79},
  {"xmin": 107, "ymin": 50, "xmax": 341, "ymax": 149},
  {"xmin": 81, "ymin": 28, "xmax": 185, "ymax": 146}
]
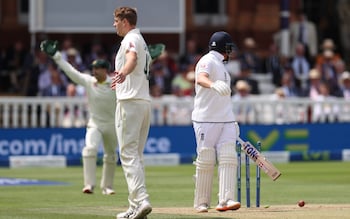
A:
[{"xmin": 298, "ymin": 200, "xmax": 305, "ymax": 207}]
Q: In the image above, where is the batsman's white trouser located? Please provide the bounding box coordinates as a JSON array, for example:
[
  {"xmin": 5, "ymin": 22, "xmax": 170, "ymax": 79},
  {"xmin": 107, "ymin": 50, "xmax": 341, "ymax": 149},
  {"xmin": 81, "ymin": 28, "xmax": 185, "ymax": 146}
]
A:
[
  {"xmin": 116, "ymin": 99, "xmax": 151, "ymax": 208},
  {"xmin": 82, "ymin": 121, "xmax": 117, "ymax": 188},
  {"xmin": 192, "ymin": 122, "xmax": 239, "ymax": 207},
  {"xmin": 217, "ymin": 142, "xmax": 238, "ymax": 204},
  {"xmin": 193, "ymin": 147, "xmax": 216, "ymax": 208}
]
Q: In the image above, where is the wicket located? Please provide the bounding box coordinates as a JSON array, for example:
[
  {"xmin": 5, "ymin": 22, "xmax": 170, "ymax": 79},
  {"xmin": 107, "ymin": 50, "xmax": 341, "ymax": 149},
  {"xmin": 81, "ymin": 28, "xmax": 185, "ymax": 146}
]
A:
[{"xmin": 236, "ymin": 141, "xmax": 261, "ymax": 208}]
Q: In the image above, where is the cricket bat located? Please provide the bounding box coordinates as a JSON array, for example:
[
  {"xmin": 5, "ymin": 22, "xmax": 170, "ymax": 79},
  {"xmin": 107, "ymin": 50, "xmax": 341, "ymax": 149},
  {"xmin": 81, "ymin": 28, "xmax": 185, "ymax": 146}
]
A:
[{"xmin": 237, "ymin": 137, "xmax": 281, "ymax": 181}]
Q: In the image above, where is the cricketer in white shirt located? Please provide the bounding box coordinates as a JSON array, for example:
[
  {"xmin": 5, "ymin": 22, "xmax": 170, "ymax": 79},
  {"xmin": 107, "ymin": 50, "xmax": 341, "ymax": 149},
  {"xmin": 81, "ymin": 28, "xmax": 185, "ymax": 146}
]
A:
[
  {"xmin": 113, "ymin": 27, "xmax": 152, "ymax": 210},
  {"xmin": 52, "ymin": 52, "xmax": 118, "ymax": 194},
  {"xmin": 191, "ymin": 31, "xmax": 240, "ymax": 213},
  {"xmin": 192, "ymin": 50, "xmax": 235, "ymax": 122}
]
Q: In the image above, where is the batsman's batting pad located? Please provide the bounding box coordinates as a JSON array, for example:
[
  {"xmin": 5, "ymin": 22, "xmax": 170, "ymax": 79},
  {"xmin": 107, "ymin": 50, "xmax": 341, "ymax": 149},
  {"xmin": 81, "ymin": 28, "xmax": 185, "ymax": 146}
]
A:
[
  {"xmin": 40, "ymin": 40, "xmax": 59, "ymax": 57},
  {"xmin": 148, "ymin": 43, "xmax": 165, "ymax": 60},
  {"xmin": 193, "ymin": 147, "xmax": 216, "ymax": 208},
  {"xmin": 218, "ymin": 143, "xmax": 238, "ymax": 204},
  {"xmin": 100, "ymin": 154, "xmax": 117, "ymax": 189}
]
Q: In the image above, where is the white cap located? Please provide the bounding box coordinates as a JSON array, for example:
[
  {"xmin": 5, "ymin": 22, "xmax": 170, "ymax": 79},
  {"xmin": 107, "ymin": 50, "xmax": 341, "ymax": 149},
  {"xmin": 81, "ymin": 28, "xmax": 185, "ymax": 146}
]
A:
[
  {"xmin": 236, "ymin": 80, "xmax": 251, "ymax": 91},
  {"xmin": 309, "ymin": 69, "xmax": 321, "ymax": 79},
  {"xmin": 321, "ymin": 38, "xmax": 335, "ymax": 50},
  {"xmin": 341, "ymin": 71, "xmax": 350, "ymax": 81}
]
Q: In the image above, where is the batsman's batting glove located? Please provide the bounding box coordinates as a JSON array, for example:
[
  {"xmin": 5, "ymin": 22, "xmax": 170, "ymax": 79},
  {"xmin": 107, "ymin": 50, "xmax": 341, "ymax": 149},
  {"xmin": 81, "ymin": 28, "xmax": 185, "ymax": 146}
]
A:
[
  {"xmin": 148, "ymin": 43, "xmax": 165, "ymax": 60},
  {"xmin": 40, "ymin": 40, "xmax": 58, "ymax": 57},
  {"xmin": 210, "ymin": 80, "xmax": 231, "ymax": 96}
]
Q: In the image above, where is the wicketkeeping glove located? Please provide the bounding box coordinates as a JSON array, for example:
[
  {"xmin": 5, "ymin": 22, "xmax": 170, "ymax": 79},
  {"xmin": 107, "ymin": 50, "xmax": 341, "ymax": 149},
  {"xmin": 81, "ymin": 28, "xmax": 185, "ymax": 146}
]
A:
[
  {"xmin": 148, "ymin": 43, "xmax": 165, "ymax": 60},
  {"xmin": 210, "ymin": 80, "xmax": 231, "ymax": 96},
  {"xmin": 40, "ymin": 40, "xmax": 59, "ymax": 57}
]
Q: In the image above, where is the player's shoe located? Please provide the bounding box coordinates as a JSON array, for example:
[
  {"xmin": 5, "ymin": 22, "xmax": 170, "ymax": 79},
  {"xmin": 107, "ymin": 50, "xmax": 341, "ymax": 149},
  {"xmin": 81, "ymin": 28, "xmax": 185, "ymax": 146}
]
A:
[
  {"xmin": 82, "ymin": 185, "xmax": 94, "ymax": 194},
  {"xmin": 116, "ymin": 207, "xmax": 148, "ymax": 219},
  {"xmin": 116, "ymin": 207, "xmax": 134, "ymax": 219},
  {"xmin": 196, "ymin": 203, "xmax": 209, "ymax": 213},
  {"xmin": 131, "ymin": 199, "xmax": 152, "ymax": 219},
  {"xmin": 215, "ymin": 200, "xmax": 241, "ymax": 211},
  {"xmin": 102, "ymin": 188, "xmax": 115, "ymax": 195}
]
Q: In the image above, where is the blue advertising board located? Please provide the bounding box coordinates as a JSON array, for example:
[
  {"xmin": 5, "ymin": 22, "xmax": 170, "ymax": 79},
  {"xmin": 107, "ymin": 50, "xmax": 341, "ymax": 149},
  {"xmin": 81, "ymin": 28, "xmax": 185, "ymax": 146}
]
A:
[
  {"xmin": 240, "ymin": 123, "xmax": 350, "ymax": 151},
  {"xmin": 0, "ymin": 123, "xmax": 350, "ymax": 166}
]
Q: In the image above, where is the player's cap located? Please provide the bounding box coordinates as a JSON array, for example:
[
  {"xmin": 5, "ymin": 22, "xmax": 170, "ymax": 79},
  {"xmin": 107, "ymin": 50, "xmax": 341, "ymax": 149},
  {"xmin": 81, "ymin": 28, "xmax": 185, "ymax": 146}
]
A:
[{"xmin": 91, "ymin": 59, "xmax": 110, "ymax": 70}]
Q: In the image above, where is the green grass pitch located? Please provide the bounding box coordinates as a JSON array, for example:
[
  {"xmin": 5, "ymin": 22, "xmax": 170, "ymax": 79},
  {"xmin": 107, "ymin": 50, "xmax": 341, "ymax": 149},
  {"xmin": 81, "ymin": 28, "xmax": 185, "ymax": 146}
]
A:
[{"xmin": 0, "ymin": 161, "xmax": 350, "ymax": 218}]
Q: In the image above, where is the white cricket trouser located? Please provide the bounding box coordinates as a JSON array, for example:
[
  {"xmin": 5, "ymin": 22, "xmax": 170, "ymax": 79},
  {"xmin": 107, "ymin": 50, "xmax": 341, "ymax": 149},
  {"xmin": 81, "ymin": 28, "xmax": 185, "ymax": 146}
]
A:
[
  {"xmin": 82, "ymin": 121, "xmax": 117, "ymax": 188},
  {"xmin": 116, "ymin": 99, "xmax": 151, "ymax": 208},
  {"xmin": 192, "ymin": 122, "xmax": 237, "ymax": 151},
  {"xmin": 192, "ymin": 122, "xmax": 238, "ymax": 207}
]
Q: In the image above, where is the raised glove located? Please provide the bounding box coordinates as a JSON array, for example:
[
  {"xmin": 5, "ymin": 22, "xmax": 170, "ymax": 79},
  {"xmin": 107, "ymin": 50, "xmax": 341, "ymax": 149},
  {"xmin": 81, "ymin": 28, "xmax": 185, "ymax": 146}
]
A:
[
  {"xmin": 148, "ymin": 43, "xmax": 165, "ymax": 60},
  {"xmin": 210, "ymin": 80, "xmax": 231, "ymax": 96},
  {"xmin": 40, "ymin": 40, "xmax": 58, "ymax": 57}
]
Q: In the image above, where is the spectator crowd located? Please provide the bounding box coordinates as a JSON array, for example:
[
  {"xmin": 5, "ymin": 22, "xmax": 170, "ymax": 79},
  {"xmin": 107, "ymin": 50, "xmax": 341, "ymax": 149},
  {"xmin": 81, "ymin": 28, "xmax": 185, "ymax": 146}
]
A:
[{"xmin": 1, "ymin": 28, "xmax": 350, "ymax": 107}]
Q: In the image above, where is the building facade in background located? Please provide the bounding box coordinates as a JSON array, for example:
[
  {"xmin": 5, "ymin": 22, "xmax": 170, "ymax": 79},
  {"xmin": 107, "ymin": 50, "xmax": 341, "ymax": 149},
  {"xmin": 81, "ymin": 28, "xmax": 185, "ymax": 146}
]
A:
[{"xmin": 1, "ymin": 0, "xmax": 305, "ymax": 56}]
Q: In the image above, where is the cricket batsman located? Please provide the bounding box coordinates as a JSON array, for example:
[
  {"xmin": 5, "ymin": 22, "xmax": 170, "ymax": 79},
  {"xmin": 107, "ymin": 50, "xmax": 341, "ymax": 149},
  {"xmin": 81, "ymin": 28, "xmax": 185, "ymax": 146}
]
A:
[
  {"xmin": 192, "ymin": 31, "xmax": 241, "ymax": 212},
  {"xmin": 40, "ymin": 40, "xmax": 118, "ymax": 195}
]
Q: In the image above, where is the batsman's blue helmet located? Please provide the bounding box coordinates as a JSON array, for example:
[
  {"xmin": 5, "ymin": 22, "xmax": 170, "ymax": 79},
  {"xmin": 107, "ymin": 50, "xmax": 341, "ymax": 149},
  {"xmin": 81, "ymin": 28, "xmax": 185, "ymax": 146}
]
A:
[{"xmin": 208, "ymin": 31, "xmax": 237, "ymax": 54}]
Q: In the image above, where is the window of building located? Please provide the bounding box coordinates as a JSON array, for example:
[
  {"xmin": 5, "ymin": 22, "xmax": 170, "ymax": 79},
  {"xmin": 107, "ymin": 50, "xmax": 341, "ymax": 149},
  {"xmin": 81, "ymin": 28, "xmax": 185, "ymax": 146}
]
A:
[
  {"xmin": 193, "ymin": 0, "xmax": 227, "ymax": 26},
  {"xmin": 195, "ymin": 0, "xmax": 219, "ymax": 14},
  {"xmin": 18, "ymin": 0, "xmax": 29, "ymax": 24}
]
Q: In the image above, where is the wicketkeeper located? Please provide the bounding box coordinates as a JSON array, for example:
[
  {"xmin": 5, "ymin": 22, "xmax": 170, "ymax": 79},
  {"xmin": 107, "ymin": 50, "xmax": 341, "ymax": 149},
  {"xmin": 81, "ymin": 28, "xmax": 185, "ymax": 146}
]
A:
[
  {"xmin": 40, "ymin": 40, "xmax": 118, "ymax": 195},
  {"xmin": 191, "ymin": 31, "xmax": 241, "ymax": 212}
]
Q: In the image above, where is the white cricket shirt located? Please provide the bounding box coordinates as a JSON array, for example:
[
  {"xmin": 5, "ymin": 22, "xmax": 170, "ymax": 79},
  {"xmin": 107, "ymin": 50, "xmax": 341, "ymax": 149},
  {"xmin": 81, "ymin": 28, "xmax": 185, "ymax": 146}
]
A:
[
  {"xmin": 114, "ymin": 28, "xmax": 151, "ymax": 101},
  {"xmin": 192, "ymin": 50, "xmax": 235, "ymax": 122},
  {"xmin": 54, "ymin": 52, "xmax": 116, "ymax": 125}
]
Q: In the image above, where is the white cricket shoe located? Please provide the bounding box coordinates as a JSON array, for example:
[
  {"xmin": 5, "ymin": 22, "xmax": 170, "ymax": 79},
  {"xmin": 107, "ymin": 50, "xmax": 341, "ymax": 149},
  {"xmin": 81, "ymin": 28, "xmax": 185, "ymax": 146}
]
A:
[
  {"xmin": 196, "ymin": 204, "xmax": 209, "ymax": 213},
  {"xmin": 82, "ymin": 185, "xmax": 94, "ymax": 194},
  {"xmin": 102, "ymin": 188, "xmax": 115, "ymax": 195},
  {"xmin": 116, "ymin": 207, "xmax": 134, "ymax": 219},
  {"xmin": 216, "ymin": 200, "xmax": 241, "ymax": 211},
  {"xmin": 131, "ymin": 199, "xmax": 152, "ymax": 219}
]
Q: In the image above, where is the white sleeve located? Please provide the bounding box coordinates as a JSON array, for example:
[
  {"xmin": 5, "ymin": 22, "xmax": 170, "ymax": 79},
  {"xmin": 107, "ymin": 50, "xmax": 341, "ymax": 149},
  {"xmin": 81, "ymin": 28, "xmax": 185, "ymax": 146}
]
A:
[
  {"xmin": 52, "ymin": 52, "xmax": 91, "ymax": 86},
  {"xmin": 196, "ymin": 58, "xmax": 212, "ymax": 75},
  {"xmin": 123, "ymin": 35, "xmax": 138, "ymax": 53}
]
